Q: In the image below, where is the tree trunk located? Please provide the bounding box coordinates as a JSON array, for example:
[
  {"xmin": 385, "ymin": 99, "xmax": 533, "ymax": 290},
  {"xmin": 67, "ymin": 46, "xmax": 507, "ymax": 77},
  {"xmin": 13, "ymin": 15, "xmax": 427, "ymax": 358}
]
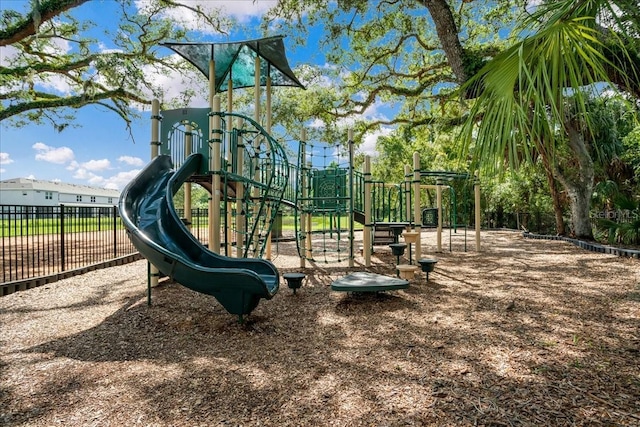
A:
[
  {"xmin": 555, "ymin": 120, "xmax": 595, "ymax": 239},
  {"xmin": 419, "ymin": 0, "xmax": 468, "ymax": 84},
  {"xmin": 564, "ymin": 183, "xmax": 594, "ymax": 238}
]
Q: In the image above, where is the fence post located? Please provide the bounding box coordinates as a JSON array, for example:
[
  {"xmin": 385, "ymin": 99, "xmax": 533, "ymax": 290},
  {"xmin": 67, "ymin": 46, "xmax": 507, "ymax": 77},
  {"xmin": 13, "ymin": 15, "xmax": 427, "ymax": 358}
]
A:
[
  {"xmin": 113, "ymin": 205, "xmax": 118, "ymax": 258},
  {"xmin": 60, "ymin": 204, "xmax": 65, "ymax": 272}
]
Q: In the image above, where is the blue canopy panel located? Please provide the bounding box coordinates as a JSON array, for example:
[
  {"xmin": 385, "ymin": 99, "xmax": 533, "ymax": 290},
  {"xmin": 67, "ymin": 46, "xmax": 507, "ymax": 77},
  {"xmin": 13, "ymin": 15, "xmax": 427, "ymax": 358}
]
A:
[{"xmin": 161, "ymin": 36, "xmax": 305, "ymax": 93}]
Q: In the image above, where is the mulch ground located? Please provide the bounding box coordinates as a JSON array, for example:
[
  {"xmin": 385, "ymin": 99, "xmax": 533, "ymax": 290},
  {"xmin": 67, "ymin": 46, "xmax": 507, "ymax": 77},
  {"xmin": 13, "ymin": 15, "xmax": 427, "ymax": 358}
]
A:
[{"xmin": 1, "ymin": 230, "xmax": 639, "ymax": 426}]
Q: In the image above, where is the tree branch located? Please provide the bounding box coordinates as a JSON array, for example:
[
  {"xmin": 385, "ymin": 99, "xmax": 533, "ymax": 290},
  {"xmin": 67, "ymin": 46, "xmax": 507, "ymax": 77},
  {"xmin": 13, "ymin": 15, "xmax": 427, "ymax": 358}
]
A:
[
  {"xmin": 0, "ymin": 88, "xmax": 150, "ymax": 121},
  {"xmin": 0, "ymin": 0, "xmax": 90, "ymax": 46},
  {"xmin": 0, "ymin": 56, "xmax": 95, "ymax": 76}
]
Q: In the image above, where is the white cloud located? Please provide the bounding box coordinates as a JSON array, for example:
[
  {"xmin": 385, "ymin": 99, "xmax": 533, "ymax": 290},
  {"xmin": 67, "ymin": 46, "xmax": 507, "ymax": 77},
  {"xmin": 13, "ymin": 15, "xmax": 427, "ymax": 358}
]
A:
[
  {"xmin": 361, "ymin": 99, "xmax": 389, "ymax": 122},
  {"xmin": 33, "ymin": 30, "xmax": 75, "ymax": 94},
  {"xmin": 118, "ymin": 156, "xmax": 145, "ymax": 166},
  {"xmin": 53, "ymin": 152, "xmax": 138, "ymax": 190},
  {"xmin": 72, "ymin": 166, "xmax": 140, "ymax": 190},
  {"xmin": 358, "ymin": 127, "xmax": 393, "ymax": 158},
  {"xmin": 310, "ymin": 64, "xmax": 340, "ymax": 87},
  {"xmin": 33, "ymin": 142, "xmax": 75, "ymax": 164},
  {"xmin": 72, "ymin": 168, "xmax": 107, "ymax": 188},
  {"xmin": 104, "ymin": 169, "xmax": 142, "ymax": 190},
  {"xmin": 0, "ymin": 168, "xmax": 5, "ymax": 174},
  {"xmin": 35, "ymin": 72, "xmax": 75, "ymax": 95},
  {"xmin": 81, "ymin": 159, "xmax": 111, "ymax": 171},
  {"xmin": 308, "ymin": 118, "xmax": 325, "ymax": 129},
  {"xmin": 87, "ymin": 175, "xmax": 106, "ymax": 186},
  {"xmin": 96, "ymin": 42, "xmax": 123, "ymax": 55},
  {"xmin": 218, "ymin": 0, "xmax": 277, "ymax": 21},
  {"xmin": 26, "ymin": 174, "xmax": 36, "ymax": 180},
  {"xmin": 42, "ymin": 35, "xmax": 71, "ymax": 56},
  {"xmin": 0, "ymin": 152, "xmax": 13, "ymax": 165},
  {"xmin": 141, "ymin": 57, "xmax": 209, "ymax": 108},
  {"xmin": 525, "ymin": 0, "xmax": 543, "ymax": 12},
  {"xmin": 135, "ymin": 0, "xmax": 277, "ymax": 30},
  {"xmin": 0, "ymin": 45, "xmax": 20, "ymax": 67},
  {"xmin": 72, "ymin": 168, "xmax": 92, "ymax": 180},
  {"xmin": 66, "ymin": 160, "xmax": 79, "ymax": 171},
  {"xmin": 0, "ymin": 79, "xmax": 21, "ymax": 96},
  {"xmin": 104, "ymin": 182, "xmax": 120, "ymax": 191}
]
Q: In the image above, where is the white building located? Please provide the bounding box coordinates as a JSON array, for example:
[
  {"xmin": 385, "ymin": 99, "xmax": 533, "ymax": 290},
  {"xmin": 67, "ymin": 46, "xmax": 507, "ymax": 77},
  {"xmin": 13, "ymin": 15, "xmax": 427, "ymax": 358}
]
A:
[{"xmin": 0, "ymin": 178, "xmax": 120, "ymax": 207}]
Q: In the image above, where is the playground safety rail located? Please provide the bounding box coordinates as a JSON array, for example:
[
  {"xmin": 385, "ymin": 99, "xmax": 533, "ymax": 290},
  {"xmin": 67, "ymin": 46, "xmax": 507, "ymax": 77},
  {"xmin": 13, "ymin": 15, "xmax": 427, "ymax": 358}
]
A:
[{"xmin": 352, "ymin": 170, "xmax": 408, "ymax": 223}]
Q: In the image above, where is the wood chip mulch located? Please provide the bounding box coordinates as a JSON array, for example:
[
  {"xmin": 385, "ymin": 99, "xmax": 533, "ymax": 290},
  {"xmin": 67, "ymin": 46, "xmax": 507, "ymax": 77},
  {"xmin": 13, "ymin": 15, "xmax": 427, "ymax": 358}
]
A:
[{"xmin": 1, "ymin": 230, "xmax": 639, "ymax": 426}]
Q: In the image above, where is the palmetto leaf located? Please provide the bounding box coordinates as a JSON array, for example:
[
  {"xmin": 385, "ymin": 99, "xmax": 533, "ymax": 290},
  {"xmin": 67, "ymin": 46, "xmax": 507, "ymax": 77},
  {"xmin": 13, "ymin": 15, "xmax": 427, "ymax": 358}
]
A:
[{"xmin": 459, "ymin": 3, "xmax": 623, "ymax": 177}]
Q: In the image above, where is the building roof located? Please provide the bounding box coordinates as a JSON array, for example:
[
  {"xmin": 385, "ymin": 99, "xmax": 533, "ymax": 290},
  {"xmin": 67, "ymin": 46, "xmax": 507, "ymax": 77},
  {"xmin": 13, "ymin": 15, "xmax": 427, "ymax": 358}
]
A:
[{"xmin": 0, "ymin": 178, "xmax": 120, "ymax": 197}]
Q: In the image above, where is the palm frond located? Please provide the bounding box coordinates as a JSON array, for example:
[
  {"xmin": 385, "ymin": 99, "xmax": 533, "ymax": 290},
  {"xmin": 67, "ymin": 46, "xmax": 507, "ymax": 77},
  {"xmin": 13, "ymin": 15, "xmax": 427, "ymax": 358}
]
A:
[{"xmin": 459, "ymin": 10, "xmax": 619, "ymax": 177}]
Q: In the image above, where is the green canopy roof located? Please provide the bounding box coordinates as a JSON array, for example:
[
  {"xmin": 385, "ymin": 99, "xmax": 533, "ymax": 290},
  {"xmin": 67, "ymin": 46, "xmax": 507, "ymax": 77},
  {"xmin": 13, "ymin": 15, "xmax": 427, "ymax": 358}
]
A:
[{"xmin": 161, "ymin": 36, "xmax": 305, "ymax": 93}]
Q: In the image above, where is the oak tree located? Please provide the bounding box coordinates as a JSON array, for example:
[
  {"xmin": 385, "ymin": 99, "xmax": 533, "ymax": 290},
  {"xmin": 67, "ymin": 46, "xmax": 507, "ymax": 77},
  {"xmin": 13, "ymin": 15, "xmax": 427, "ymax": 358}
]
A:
[{"xmin": 1, "ymin": 0, "xmax": 227, "ymax": 133}]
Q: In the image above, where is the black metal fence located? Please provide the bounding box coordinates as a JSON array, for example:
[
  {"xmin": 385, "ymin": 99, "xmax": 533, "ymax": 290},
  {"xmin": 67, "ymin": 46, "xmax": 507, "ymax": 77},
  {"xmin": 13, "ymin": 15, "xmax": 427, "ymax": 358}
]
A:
[
  {"xmin": 174, "ymin": 207, "xmax": 210, "ymax": 245},
  {"xmin": 484, "ymin": 210, "xmax": 557, "ymax": 234},
  {"xmin": 1, "ymin": 204, "xmax": 139, "ymax": 295}
]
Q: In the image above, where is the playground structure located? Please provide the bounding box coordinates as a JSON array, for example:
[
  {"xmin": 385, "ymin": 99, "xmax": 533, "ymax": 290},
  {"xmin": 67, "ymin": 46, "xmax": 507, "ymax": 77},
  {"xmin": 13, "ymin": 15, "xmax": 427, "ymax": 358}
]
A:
[
  {"xmin": 120, "ymin": 36, "xmax": 482, "ymax": 318},
  {"xmin": 154, "ymin": 110, "xmax": 482, "ymax": 264}
]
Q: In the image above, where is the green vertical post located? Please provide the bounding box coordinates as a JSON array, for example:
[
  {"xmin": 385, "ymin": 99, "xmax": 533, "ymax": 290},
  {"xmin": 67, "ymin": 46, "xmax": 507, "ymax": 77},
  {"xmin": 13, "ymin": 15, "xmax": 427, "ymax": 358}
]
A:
[
  {"xmin": 149, "ymin": 99, "xmax": 160, "ymax": 289},
  {"xmin": 348, "ymin": 129, "xmax": 354, "ymax": 267}
]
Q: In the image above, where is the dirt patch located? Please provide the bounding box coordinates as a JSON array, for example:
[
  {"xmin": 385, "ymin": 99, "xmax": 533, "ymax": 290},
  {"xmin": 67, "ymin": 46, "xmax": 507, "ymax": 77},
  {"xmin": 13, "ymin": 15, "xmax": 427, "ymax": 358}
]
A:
[{"xmin": 1, "ymin": 230, "xmax": 639, "ymax": 426}]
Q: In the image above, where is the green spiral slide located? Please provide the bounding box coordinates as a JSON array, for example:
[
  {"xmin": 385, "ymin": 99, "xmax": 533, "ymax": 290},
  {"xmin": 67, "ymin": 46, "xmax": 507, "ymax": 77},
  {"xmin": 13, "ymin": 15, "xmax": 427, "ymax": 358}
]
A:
[{"xmin": 119, "ymin": 153, "xmax": 279, "ymax": 321}]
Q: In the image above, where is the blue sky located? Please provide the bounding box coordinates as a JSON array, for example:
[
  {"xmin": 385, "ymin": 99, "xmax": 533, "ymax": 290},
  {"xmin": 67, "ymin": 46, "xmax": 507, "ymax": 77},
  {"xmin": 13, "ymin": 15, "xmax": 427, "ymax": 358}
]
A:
[{"xmin": 0, "ymin": 0, "xmax": 388, "ymax": 190}]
